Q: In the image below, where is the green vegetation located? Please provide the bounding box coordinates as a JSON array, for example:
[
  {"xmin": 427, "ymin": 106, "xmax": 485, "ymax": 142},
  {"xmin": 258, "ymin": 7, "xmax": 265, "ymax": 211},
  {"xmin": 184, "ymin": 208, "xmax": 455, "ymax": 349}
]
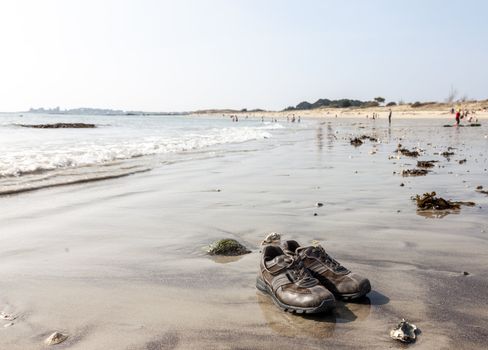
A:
[
  {"xmin": 284, "ymin": 98, "xmax": 381, "ymax": 111},
  {"xmin": 411, "ymin": 101, "xmax": 436, "ymax": 108}
]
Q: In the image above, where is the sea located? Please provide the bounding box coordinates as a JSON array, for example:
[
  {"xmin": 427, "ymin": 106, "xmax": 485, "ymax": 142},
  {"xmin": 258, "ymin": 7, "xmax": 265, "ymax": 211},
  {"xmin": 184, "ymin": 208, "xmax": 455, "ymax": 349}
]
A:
[{"xmin": 0, "ymin": 113, "xmax": 289, "ymax": 195}]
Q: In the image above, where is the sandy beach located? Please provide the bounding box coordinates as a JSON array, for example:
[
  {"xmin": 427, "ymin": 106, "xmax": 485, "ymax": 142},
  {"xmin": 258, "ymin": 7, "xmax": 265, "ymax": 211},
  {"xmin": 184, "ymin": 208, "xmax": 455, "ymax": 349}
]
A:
[
  {"xmin": 211, "ymin": 101, "xmax": 488, "ymax": 121},
  {"xmin": 1, "ymin": 116, "xmax": 487, "ymax": 349}
]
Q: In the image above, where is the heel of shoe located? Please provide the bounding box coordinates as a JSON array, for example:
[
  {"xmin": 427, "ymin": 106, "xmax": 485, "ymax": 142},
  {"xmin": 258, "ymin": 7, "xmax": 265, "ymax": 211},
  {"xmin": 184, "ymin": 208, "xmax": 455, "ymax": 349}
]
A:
[{"xmin": 256, "ymin": 277, "xmax": 269, "ymax": 293}]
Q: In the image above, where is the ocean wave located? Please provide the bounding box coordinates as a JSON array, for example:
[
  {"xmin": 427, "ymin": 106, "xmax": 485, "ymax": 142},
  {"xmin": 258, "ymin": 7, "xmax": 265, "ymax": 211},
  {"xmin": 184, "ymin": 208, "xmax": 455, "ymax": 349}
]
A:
[{"xmin": 0, "ymin": 126, "xmax": 273, "ymax": 177}]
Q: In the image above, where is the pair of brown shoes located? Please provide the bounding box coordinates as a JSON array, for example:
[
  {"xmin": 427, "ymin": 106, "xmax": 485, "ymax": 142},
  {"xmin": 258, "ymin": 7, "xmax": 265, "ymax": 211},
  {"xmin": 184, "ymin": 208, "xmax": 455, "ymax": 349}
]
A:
[{"xmin": 257, "ymin": 237, "xmax": 371, "ymax": 314}]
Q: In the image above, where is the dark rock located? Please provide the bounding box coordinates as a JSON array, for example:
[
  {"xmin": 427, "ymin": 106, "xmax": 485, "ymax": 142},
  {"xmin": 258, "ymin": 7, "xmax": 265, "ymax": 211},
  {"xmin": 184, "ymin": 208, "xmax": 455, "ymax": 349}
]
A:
[
  {"xmin": 458, "ymin": 159, "xmax": 467, "ymax": 164},
  {"xmin": 207, "ymin": 239, "xmax": 251, "ymax": 256},
  {"xmin": 17, "ymin": 123, "xmax": 96, "ymax": 128},
  {"xmin": 316, "ymin": 202, "xmax": 324, "ymax": 207},
  {"xmin": 463, "ymin": 271, "xmax": 470, "ymax": 276},
  {"xmin": 400, "ymin": 183, "xmax": 405, "ymax": 187}
]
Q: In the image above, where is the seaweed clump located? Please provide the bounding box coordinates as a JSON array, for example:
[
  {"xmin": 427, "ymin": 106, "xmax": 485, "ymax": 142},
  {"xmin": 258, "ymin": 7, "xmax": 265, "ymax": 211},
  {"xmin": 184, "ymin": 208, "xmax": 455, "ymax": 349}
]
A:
[
  {"xmin": 359, "ymin": 135, "xmax": 378, "ymax": 142},
  {"xmin": 402, "ymin": 169, "xmax": 429, "ymax": 177},
  {"xmin": 207, "ymin": 239, "xmax": 251, "ymax": 256},
  {"xmin": 414, "ymin": 192, "xmax": 475, "ymax": 210},
  {"xmin": 440, "ymin": 151, "xmax": 455, "ymax": 158},
  {"xmin": 396, "ymin": 144, "xmax": 420, "ymax": 157},
  {"xmin": 417, "ymin": 160, "xmax": 437, "ymax": 168},
  {"xmin": 476, "ymin": 186, "xmax": 488, "ymax": 195},
  {"xmin": 350, "ymin": 138, "xmax": 363, "ymax": 146},
  {"xmin": 18, "ymin": 123, "xmax": 96, "ymax": 128}
]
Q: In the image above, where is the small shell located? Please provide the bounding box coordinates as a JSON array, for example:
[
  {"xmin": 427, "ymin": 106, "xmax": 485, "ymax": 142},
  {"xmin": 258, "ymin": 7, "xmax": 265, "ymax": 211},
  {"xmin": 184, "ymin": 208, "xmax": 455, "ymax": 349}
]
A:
[
  {"xmin": 390, "ymin": 319, "xmax": 418, "ymax": 343},
  {"xmin": 311, "ymin": 240, "xmax": 321, "ymax": 247},
  {"xmin": 45, "ymin": 332, "xmax": 68, "ymax": 345},
  {"xmin": 261, "ymin": 232, "xmax": 281, "ymax": 245}
]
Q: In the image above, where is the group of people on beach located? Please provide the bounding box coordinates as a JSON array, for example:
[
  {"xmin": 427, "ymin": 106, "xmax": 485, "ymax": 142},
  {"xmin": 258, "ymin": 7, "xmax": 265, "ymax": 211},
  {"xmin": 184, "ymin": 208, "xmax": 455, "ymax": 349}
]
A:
[
  {"xmin": 365, "ymin": 109, "xmax": 393, "ymax": 124},
  {"xmin": 286, "ymin": 115, "xmax": 300, "ymax": 123},
  {"xmin": 452, "ymin": 107, "xmax": 478, "ymax": 125}
]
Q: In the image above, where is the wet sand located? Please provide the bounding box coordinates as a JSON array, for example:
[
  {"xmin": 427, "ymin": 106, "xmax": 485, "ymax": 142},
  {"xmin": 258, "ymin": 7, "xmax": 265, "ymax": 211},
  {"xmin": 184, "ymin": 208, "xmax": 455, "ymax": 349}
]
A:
[{"xmin": 1, "ymin": 118, "xmax": 487, "ymax": 349}]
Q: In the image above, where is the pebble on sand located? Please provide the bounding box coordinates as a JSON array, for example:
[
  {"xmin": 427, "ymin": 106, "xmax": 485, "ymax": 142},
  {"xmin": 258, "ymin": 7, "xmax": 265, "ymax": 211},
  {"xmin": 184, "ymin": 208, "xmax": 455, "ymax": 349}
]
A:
[
  {"xmin": 0, "ymin": 312, "xmax": 15, "ymax": 321},
  {"xmin": 44, "ymin": 332, "xmax": 68, "ymax": 345}
]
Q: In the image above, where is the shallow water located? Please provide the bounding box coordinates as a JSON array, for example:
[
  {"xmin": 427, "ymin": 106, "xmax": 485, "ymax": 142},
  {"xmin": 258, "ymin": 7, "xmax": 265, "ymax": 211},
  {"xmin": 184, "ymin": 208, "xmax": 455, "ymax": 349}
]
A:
[{"xmin": 0, "ymin": 116, "xmax": 487, "ymax": 349}]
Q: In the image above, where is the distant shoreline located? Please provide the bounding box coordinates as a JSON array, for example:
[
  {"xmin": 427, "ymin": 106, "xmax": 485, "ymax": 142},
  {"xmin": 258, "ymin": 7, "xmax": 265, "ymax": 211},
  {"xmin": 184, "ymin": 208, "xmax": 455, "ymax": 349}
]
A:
[
  {"xmin": 3, "ymin": 100, "xmax": 488, "ymax": 120},
  {"xmin": 193, "ymin": 102, "xmax": 488, "ymax": 120}
]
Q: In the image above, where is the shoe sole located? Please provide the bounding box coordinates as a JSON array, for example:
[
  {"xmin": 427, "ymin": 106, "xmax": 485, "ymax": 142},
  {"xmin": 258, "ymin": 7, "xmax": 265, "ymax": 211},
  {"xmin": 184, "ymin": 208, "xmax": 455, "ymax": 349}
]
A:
[{"xmin": 256, "ymin": 277, "xmax": 335, "ymax": 314}]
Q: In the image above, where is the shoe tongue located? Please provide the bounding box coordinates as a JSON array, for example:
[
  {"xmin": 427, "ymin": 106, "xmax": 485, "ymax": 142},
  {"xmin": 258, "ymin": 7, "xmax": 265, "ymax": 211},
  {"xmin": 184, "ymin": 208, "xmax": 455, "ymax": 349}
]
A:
[{"xmin": 301, "ymin": 246, "xmax": 323, "ymax": 259}]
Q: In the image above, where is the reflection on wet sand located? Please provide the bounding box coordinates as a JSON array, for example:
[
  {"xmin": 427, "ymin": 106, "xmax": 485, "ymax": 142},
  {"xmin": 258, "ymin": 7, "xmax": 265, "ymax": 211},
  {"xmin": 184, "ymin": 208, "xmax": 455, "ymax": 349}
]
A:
[
  {"xmin": 256, "ymin": 292, "xmax": 377, "ymax": 339},
  {"xmin": 207, "ymin": 255, "xmax": 246, "ymax": 264},
  {"xmin": 256, "ymin": 292, "xmax": 336, "ymax": 339},
  {"xmin": 316, "ymin": 124, "xmax": 323, "ymax": 151},
  {"xmin": 326, "ymin": 122, "xmax": 336, "ymax": 150},
  {"xmin": 416, "ymin": 209, "xmax": 460, "ymax": 219}
]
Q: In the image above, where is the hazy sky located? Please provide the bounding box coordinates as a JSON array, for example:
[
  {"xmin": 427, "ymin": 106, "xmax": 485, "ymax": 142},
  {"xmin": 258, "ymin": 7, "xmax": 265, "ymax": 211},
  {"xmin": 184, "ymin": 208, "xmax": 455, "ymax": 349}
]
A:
[{"xmin": 0, "ymin": 0, "xmax": 487, "ymax": 111}]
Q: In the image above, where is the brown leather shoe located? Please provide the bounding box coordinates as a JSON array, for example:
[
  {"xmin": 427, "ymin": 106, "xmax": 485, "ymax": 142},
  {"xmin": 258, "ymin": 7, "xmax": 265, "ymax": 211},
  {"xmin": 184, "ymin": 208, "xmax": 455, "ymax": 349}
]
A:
[
  {"xmin": 256, "ymin": 245, "xmax": 335, "ymax": 314},
  {"xmin": 282, "ymin": 240, "xmax": 371, "ymax": 300}
]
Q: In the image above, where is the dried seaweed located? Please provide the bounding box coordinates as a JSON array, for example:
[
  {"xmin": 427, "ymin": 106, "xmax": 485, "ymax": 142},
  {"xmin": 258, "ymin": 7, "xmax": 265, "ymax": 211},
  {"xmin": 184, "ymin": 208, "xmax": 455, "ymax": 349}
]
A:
[
  {"xmin": 441, "ymin": 151, "xmax": 455, "ymax": 157},
  {"xmin": 359, "ymin": 135, "xmax": 378, "ymax": 142},
  {"xmin": 396, "ymin": 144, "xmax": 420, "ymax": 157},
  {"xmin": 414, "ymin": 192, "xmax": 475, "ymax": 210},
  {"xmin": 476, "ymin": 186, "xmax": 488, "ymax": 195},
  {"xmin": 402, "ymin": 169, "xmax": 429, "ymax": 177},
  {"xmin": 350, "ymin": 138, "xmax": 363, "ymax": 146}
]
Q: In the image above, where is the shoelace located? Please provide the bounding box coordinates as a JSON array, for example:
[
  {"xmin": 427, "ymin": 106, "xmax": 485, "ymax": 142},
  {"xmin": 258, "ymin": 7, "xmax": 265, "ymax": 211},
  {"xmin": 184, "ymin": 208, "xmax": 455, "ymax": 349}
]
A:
[
  {"xmin": 300, "ymin": 245, "xmax": 349, "ymax": 273},
  {"xmin": 285, "ymin": 255, "xmax": 317, "ymax": 286},
  {"xmin": 317, "ymin": 246, "xmax": 349, "ymax": 272}
]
